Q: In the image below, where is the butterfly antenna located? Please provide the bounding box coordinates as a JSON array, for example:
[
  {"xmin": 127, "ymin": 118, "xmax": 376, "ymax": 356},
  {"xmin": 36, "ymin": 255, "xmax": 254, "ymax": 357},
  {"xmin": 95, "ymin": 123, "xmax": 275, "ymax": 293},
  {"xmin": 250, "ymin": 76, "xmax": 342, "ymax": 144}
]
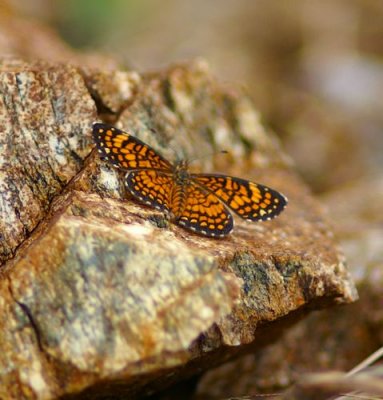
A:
[{"xmin": 188, "ymin": 150, "xmax": 229, "ymax": 164}]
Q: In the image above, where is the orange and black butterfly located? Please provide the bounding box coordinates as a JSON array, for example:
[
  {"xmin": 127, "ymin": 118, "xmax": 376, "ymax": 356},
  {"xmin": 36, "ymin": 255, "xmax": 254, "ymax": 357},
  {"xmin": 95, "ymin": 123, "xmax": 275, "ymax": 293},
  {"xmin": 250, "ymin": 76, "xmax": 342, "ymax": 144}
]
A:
[{"xmin": 92, "ymin": 123, "xmax": 287, "ymax": 238}]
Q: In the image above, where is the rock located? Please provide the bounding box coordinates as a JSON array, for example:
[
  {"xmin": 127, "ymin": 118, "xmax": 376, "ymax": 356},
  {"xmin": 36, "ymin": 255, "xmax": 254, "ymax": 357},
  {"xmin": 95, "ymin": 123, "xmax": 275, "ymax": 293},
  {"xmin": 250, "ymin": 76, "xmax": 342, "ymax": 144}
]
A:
[
  {"xmin": 80, "ymin": 68, "xmax": 141, "ymax": 114},
  {"xmin": 195, "ymin": 177, "xmax": 383, "ymax": 400},
  {"xmin": 0, "ymin": 58, "xmax": 357, "ymax": 399},
  {"xmin": 1, "ymin": 191, "xmax": 241, "ymax": 399},
  {"xmin": 0, "ymin": 59, "xmax": 96, "ymax": 264}
]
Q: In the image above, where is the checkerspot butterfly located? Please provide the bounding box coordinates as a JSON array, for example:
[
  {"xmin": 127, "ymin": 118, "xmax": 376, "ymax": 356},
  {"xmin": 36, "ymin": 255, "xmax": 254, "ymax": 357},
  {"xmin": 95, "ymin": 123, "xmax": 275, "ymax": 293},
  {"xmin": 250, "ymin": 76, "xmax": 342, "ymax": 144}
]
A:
[{"xmin": 93, "ymin": 123, "xmax": 287, "ymax": 237}]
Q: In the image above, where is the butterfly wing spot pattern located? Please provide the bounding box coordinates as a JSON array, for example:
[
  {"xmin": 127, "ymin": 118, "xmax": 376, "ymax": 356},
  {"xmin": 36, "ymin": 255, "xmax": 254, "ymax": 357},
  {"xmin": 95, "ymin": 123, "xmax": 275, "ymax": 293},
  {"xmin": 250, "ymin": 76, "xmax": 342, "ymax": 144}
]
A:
[
  {"xmin": 125, "ymin": 170, "xmax": 173, "ymax": 213},
  {"xmin": 93, "ymin": 123, "xmax": 172, "ymax": 171},
  {"xmin": 192, "ymin": 174, "xmax": 287, "ymax": 222},
  {"xmin": 177, "ymin": 184, "xmax": 234, "ymax": 237},
  {"xmin": 92, "ymin": 123, "xmax": 288, "ymax": 238}
]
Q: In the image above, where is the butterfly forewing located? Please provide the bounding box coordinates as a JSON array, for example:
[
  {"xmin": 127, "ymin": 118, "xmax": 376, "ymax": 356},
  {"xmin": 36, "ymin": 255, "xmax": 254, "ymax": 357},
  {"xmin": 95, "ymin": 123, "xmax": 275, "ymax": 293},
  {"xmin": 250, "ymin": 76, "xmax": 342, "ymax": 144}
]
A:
[
  {"xmin": 176, "ymin": 183, "xmax": 233, "ymax": 237},
  {"xmin": 192, "ymin": 174, "xmax": 287, "ymax": 221},
  {"xmin": 92, "ymin": 123, "xmax": 172, "ymax": 171},
  {"xmin": 125, "ymin": 170, "xmax": 173, "ymax": 213}
]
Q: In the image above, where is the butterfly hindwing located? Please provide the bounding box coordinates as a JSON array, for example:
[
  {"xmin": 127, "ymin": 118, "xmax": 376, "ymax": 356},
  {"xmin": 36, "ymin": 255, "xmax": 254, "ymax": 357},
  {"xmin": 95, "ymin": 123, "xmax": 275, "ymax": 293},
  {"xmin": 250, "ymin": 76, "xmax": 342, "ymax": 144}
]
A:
[
  {"xmin": 92, "ymin": 123, "xmax": 172, "ymax": 171},
  {"xmin": 125, "ymin": 170, "xmax": 173, "ymax": 213},
  {"xmin": 176, "ymin": 183, "xmax": 233, "ymax": 237},
  {"xmin": 192, "ymin": 174, "xmax": 287, "ymax": 222}
]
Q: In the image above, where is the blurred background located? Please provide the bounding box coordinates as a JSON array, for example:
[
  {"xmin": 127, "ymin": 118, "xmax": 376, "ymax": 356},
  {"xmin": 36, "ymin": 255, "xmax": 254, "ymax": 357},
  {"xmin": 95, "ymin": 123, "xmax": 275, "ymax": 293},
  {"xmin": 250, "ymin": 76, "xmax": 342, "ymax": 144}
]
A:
[{"xmin": 1, "ymin": 0, "xmax": 382, "ymax": 397}]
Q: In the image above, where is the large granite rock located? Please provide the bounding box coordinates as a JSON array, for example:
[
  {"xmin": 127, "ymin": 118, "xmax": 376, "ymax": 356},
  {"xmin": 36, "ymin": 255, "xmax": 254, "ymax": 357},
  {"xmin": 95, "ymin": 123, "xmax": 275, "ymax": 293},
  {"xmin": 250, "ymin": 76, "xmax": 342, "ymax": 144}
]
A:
[{"xmin": 0, "ymin": 59, "xmax": 357, "ymax": 399}]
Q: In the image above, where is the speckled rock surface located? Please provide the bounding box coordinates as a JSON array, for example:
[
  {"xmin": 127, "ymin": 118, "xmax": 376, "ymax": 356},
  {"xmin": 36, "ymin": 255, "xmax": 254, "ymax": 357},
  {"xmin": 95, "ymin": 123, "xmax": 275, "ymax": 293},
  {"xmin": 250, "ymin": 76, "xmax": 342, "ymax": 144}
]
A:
[
  {"xmin": 0, "ymin": 59, "xmax": 96, "ymax": 264},
  {"xmin": 0, "ymin": 59, "xmax": 357, "ymax": 399}
]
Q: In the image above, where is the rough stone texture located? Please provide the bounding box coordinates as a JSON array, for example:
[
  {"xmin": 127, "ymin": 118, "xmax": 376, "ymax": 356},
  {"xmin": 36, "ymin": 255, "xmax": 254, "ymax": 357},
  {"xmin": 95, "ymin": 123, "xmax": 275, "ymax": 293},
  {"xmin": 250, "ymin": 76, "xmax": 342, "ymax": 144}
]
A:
[
  {"xmin": 0, "ymin": 59, "xmax": 357, "ymax": 399},
  {"xmin": 1, "ymin": 191, "xmax": 240, "ymax": 399},
  {"xmin": 0, "ymin": 59, "xmax": 97, "ymax": 264},
  {"xmin": 81, "ymin": 68, "xmax": 142, "ymax": 114}
]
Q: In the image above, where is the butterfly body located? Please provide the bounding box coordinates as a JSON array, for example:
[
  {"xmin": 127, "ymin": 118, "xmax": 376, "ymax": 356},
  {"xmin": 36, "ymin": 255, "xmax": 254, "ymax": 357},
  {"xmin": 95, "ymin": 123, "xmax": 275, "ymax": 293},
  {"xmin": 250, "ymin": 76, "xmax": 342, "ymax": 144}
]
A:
[
  {"xmin": 170, "ymin": 162, "xmax": 192, "ymax": 216},
  {"xmin": 93, "ymin": 123, "xmax": 287, "ymax": 238}
]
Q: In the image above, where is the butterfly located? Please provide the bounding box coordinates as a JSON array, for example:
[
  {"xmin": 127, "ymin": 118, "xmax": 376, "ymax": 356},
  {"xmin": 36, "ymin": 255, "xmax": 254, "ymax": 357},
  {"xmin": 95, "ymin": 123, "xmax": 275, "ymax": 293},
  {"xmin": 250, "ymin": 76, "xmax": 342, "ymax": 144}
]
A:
[{"xmin": 92, "ymin": 123, "xmax": 287, "ymax": 238}]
